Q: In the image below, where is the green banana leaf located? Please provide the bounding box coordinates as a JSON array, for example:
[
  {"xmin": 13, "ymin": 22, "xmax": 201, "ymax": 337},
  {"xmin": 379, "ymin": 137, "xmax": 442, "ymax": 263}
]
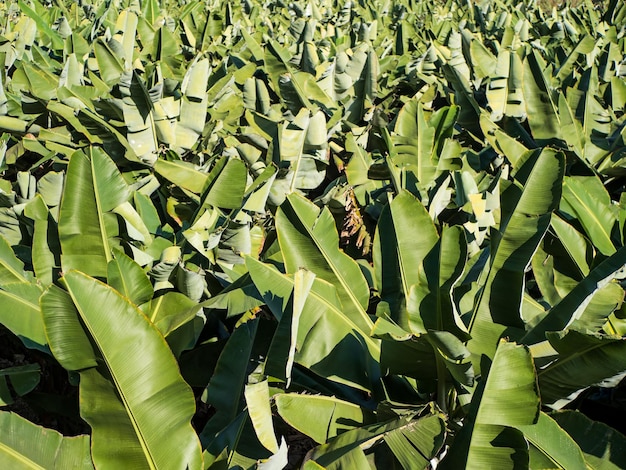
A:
[
  {"xmin": 280, "ymin": 109, "xmax": 329, "ymax": 191},
  {"xmin": 153, "ymin": 159, "xmax": 208, "ymax": 194},
  {"xmin": 0, "ymin": 411, "xmax": 93, "ymax": 469},
  {"xmin": 107, "ymin": 250, "xmax": 153, "ymax": 306},
  {"xmin": 247, "ymin": 256, "xmax": 380, "ymax": 392},
  {"xmin": 551, "ymin": 410, "xmax": 626, "ymax": 470},
  {"xmin": 176, "ymin": 57, "xmax": 209, "ymax": 152},
  {"xmin": 373, "ymin": 190, "xmax": 439, "ymax": 326},
  {"xmin": 560, "ymin": 175, "xmax": 618, "ymax": 256},
  {"xmin": 42, "ymin": 271, "xmax": 203, "ymax": 470},
  {"xmin": 390, "ymin": 101, "xmax": 459, "ymax": 187},
  {"xmin": 442, "ymin": 341, "xmax": 540, "ymax": 469},
  {"xmin": 58, "ymin": 148, "xmax": 130, "ymax": 278},
  {"xmin": 244, "ymin": 380, "xmax": 278, "ymax": 454},
  {"xmin": 523, "ymin": 246, "xmax": 626, "ymax": 345},
  {"xmin": 275, "ymin": 393, "xmax": 371, "ymax": 444},
  {"xmin": 197, "ymin": 156, "xmax": 247, "ymax": 211},
  {"xmin": 306, "ymin": 412, "xmax": 446, "ymax": 469},
  {"xmin": 516, "ymin": 411, "xmax": 587, "ymax": 469},
  {"xmin": 0, "ymin": 282, "xmax": 46, "ymax": 352},
  {"xmin": 522, "ymin": 50, "xmax": 562, "ymax": 144},
  {"xmin": 468, "ymin": 149, "xmax": 564, "ymax": 362},
  {"xmin": 200, "ymin": 318, "xmax": 258, "ymax": 445},
  {"xmin": 119, "ymin": 70, "xmax": 159, "ymax": 166},
  {"xmin": 538, "ymin": 330, "xmax": 626, "ymax": 408},
  {"xmin": 485, "ymin": 49, "xmax": 525, "ymax": 121},
  {"xmin": 0, "ymin": 234, "xmax": 30, "ymax": 285},
  {"xmin": 275, "ymin": 193, "xmax": 372, "ymax": 333},
  {"xmin": 406, "ymin": 224, "xmax": 470, "ymax": 340},
  {"xmin": 264, "ymin": 268, "xmax": 315, "ymax": 386},
  {"xmin": 0, "ymin": 364, "xmax": 40, "ymax": 406}
]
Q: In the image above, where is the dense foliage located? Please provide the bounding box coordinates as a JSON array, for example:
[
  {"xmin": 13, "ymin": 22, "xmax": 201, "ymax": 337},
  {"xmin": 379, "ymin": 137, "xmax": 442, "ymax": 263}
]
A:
[{"xmin": 0, "ymin": 0, "xmax": 625, "ymax": 468}]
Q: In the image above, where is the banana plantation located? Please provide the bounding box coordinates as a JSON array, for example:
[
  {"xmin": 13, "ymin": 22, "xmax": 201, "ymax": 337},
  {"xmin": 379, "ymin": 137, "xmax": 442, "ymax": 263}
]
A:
[{"xmin": 0, "ymin": 0, "xmax": 625, "ymax": 468}]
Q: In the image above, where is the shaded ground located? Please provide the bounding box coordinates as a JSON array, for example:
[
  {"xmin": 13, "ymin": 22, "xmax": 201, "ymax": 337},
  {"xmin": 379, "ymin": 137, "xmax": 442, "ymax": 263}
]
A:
[{"xmin": 0, "ymin": 325, "xmax": 89, "ymax": 436}]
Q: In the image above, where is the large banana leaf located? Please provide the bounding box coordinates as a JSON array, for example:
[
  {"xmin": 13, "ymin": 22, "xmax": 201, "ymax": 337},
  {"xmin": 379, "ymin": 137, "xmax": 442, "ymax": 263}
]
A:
[
  {"xmin": 275, "ymin": 193, "xmax": 372, "ymax": 333},
  {"xmin": 245, "ymin": 380, "xmax": 278, "ymax": 454},
  {"xmin": 42, "ymin": 271, "xmax": 202, "ymax": 470},
  {"xmin": 0, "ymin": 234, "xmax": 29, "ymax": 285},
  {"xmin": 247, "ymin": 256, "xmax": 380, "ymax": 392},
  {"xmin": 373, "ymin": 190, "xmax": 439, "ymax": 327},
  {"xmin": 516, "ymin": 411, "xmax": 587, "ymax": 469},
  {"xmin": 119, "ymin": 70, "xmax": 158, "ymax": 166},
  {"xmin": 176, "ymin": 57, "xmax": 209, "ymax": 152},
  {"xmin": 551, "ymin": 410, "xmax": 626, "ymax": 469},
  {"xmin": 523, "ymin": 246, "xmax": 626, "ymax": 345},
  {"xmin": 560, "ymin": 175, "xmax": 618, "ymax": 256},
  {"xmin": 406, "ymin": 224, "xmax": 469, "ymax": 340},
  {"xmin": 537, "ymin": 330, "xmax": 626, "ymax": 409},
  {"xmin": 0, "ymin": 364, "xmax": 40, "ymax": 406},
  {"xmin": 468, "ymin": 149, "xmax": 564, "ymax": 362},
  {"xmin": 106, "ymin": 250, "xmax": 153, "ymax": 306},
  {"xmin": 24, "ymin": 195, "xmax": 61, "ymax": 286},
  {"xmin": 263, "ymin": 268, "xmax": 315, "ymax": 386},
  {"xmin": 390, "ymin": 101, "xmax": 459, "ymax": 187},
  {"xmin": 0, "ymin": 282, "xmax": 46, "ymax": 352},
  {"xmin": 442, "ymin": 341, "xmax": 540, "ymax": 469},
  {"xmin": 306, "ymin": 411, "xmax": 446, "ymax": 469},
  {"xmin": 275, "ymin": 393, "xmax": 371, "ymax": 444},
  {"xmin": 201, "ymin": 319, "xmax": 258, "ymax": 445},
  {"xmin": 523, "ymin": 51, "xmax": 562, "ymax": 143},
  {"xmin": 485, "ymin": 49, "xmax": 525, "ymax": 121},
  {"xmin": 0, "ymin": 411, "xmax": 93, "ymax": 469},
  {"xmin": 58, "ymin": 148, "xmax": 130, "ymax": 278}
]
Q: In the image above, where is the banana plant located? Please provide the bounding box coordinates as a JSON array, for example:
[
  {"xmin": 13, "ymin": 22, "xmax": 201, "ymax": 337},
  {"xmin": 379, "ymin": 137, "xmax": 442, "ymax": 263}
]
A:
[{"xmin": 0, "ymin": 1, "xmax": 624, "ymax": 469}]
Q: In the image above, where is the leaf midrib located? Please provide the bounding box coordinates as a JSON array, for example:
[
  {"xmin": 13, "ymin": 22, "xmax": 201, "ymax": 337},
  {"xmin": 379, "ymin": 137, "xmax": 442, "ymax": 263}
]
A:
[{"xmin": 90, "ymin": 151, "xmax": 112, "ymax": 264}]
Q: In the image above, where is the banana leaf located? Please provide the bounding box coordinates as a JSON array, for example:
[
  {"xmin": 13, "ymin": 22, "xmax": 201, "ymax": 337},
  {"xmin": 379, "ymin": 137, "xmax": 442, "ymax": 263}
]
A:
[
  {"xmin": 43, "ymin": 271, "xmax": 203, "ymax": 469},
  {"xmin": 485, "ymin": 49, "xmax": 525, "ymax": 121},
  {"xmin": 247, "ymin": 257, "xmax": 380, "ymax": 392},
  {"xmin": 373, "ymin": 190, "xmax": 439, "ymax": 326},
  {"xmin": 200, "ymin": 318, "xmax": 258, "ymax": 445},
  {"xmin": 538, "ymin": 330, "xmax": 626, "ymax": 409},
  {"xmin": 390, "ymin": 101, "xmax": 459, "ymax": 187},
  {"xmin": 522, "ymin": 51, "xmax": 562, "ymax": 144},
  {"xmin": 523, "ymin": 246, "xmax": 626, "ymax": 345},
  {"xmin": 245, "ymin": 380, "xmax": 278, "ymax": 454},
  {"xmin": 406, "ymin": 225, "xmax": 470, "ymax": 341},
  {"xmin": 0, "ymin": 234, "xmax": 29, "ymax": 285},
  {"xmin": 0, "ymin": 364, "xmax": 40, "ymax": 406},
  {"xmin": 275, "ymin": 393, "xmax": 371, "ymax": 444},
  {"xmin": 0, "ymin": 282, "xmax": 46, "ymax": 352},
  {"xmin": 0, "ymin": 411, "xmax": 93, "ymax": 469},
  {"xmin": 516, "ymin": 411, "xmax": 587, "ymax": 469},
  {"xmin": 442, "ymin": 341, "xmax": 539, "ymax": 469},
  {"xmin": 468, "ymin": 149, "xmax": 564, "ymax": 362},
  {"xmin": 58, "ymin": 148, "xmax": 130, "ymax": 278},
  {"xmin": 107, "ymin": 250, "xmax": 153, "ymax": 306},
  {"xmin": 551, "ymin": 410, "xmax": 626, "ymax": 469},
  {"xmin": 176, "ymin": 57, "xmax": 209, "ymax": 152},
  {"xmin": 307, "ymin": 412, "xmax": 446, "ymax": 469},
  {"xmin": 560, "ymin": 175, "xmax": 617, "ymax": 256},
  {"xmin": 276, "ymin": 193, "xmax": 372, "ymax": 333},
  {"xmin": 119, "ymin": 70, "xmax": 158, "ymax": 166}
]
